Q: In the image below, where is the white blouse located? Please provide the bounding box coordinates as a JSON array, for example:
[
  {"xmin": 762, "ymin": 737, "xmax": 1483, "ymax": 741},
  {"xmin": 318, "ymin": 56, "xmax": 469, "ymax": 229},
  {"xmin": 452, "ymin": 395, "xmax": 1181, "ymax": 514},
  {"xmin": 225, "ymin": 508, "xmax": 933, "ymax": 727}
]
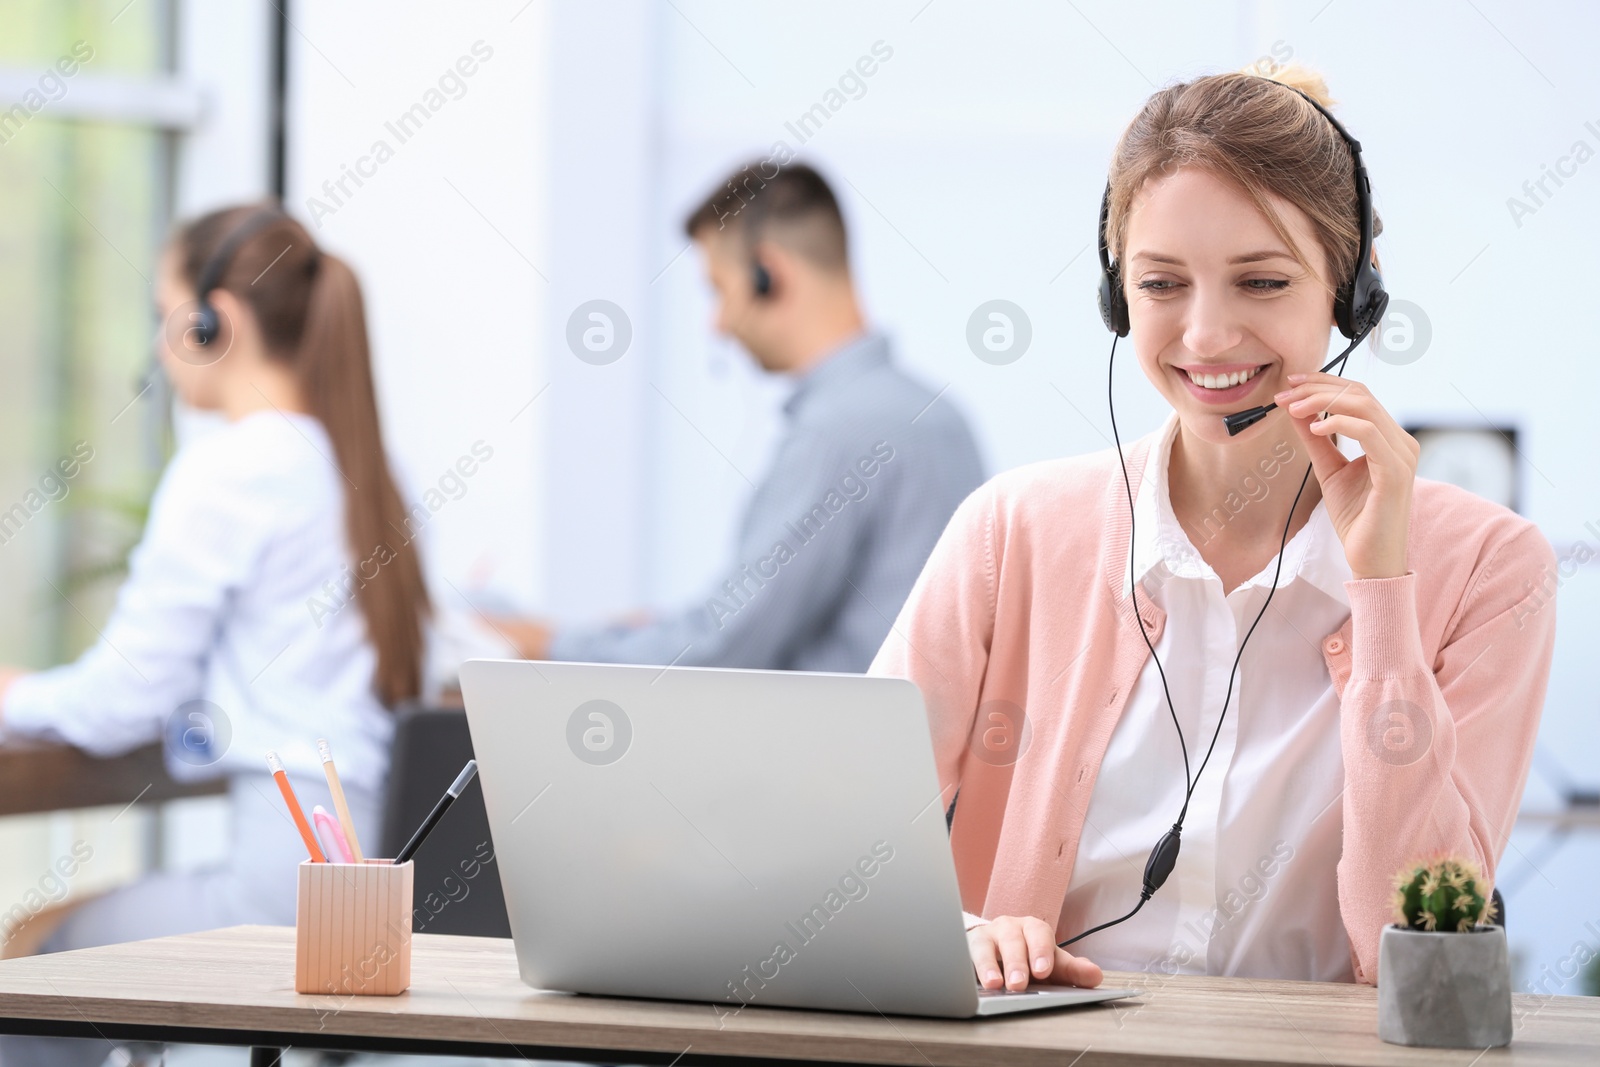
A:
[
  {"xmin": 3, "ymin": 411, "xmax": 397, "ymax": 798},
  {"xmin": 971, "ymin": 414, "xmax": 1357, "ymax": 982},
  {"xmin": 1062, "ymin": 415, "xmax": 1350, "ymax": 985}
]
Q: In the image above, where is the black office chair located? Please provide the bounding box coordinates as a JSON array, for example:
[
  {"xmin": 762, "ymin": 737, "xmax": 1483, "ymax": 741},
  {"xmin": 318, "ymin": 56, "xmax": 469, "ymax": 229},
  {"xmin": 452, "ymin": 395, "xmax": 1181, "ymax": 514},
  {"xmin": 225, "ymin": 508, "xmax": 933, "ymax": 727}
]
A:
[{"xmin": 379, "ymin": 705, "xmax": 511, "ymax": 938}]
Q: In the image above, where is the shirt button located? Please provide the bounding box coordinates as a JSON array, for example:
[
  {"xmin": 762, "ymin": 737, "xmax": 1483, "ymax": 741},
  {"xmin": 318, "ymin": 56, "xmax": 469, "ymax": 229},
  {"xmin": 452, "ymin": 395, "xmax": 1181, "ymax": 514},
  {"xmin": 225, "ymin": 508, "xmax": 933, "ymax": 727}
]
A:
[{"xmin": 1324, "ymin": 636, "xmax": 1345, "ymax": 655}]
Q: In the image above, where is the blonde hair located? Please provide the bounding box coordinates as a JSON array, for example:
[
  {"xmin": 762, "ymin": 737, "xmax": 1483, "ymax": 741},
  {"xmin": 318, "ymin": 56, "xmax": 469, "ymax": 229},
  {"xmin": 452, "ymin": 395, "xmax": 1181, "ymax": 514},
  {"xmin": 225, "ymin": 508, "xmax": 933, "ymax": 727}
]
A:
[{"xmin": 1103, "ymin": 63, "xmax": 1382, "ymax": 302}]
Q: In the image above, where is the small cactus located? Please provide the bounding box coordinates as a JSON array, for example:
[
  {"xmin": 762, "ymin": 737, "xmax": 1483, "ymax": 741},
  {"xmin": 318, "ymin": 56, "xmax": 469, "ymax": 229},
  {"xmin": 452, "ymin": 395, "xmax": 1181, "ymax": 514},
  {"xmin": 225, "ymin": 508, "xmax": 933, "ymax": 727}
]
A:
[{"xmin": 1390, "ymin": 856, "xmax": 1496, "ymax": 933}]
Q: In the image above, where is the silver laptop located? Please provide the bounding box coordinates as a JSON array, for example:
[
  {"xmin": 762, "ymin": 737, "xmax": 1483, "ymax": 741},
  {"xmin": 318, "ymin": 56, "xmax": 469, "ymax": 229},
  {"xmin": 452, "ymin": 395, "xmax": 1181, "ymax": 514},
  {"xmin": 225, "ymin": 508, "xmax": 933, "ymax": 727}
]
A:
[{"xmin": 458, "ymin": 659, "xmax": 1139, "ymax": 1018}]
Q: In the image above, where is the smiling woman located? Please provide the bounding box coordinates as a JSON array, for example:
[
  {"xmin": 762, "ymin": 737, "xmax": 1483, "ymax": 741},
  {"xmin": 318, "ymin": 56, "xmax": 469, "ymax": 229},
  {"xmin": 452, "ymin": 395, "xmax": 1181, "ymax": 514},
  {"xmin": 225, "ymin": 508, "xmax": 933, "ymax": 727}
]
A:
[{"xmin": 869, "ymin": 63, "xmax": 1557, "ymax": 995}]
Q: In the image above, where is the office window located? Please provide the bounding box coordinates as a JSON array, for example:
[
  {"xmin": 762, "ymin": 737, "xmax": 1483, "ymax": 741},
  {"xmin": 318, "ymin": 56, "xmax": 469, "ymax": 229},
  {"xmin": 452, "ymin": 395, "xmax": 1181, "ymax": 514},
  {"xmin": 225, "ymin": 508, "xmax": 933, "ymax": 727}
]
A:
[{"xmin": 0, "ymin": 0, "xmax": 176, "ymax": 665}]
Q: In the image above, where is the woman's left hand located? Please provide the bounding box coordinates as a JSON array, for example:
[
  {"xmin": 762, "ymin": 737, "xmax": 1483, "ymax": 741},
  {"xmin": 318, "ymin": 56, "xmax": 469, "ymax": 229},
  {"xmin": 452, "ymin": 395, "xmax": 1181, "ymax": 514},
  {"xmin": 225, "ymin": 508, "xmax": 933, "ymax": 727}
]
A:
[{"xmin": 1276, "ymin": 372, "xmax": 1419, "ymax": 580}]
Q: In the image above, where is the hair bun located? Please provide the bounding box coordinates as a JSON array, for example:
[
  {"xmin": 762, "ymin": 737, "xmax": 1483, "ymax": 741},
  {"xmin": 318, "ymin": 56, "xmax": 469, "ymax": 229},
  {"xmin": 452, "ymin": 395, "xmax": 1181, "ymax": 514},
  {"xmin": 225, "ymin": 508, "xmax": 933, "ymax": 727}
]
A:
[{"xmin": 1246, "ymin": 61, "xmax": 1336, "ymax": 109}]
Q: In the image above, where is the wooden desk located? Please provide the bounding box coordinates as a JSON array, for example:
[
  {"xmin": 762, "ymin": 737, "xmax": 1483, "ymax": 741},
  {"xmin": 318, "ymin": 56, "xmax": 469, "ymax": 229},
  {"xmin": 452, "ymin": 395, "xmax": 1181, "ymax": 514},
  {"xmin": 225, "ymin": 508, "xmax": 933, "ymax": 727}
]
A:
[
  {"xmin": 0, "ymin": 926, "xmax": 1595, "ymax": 1065},
  {"xmin": 0, "ymin": 740, "xmax": 224, "ymax": 818}
]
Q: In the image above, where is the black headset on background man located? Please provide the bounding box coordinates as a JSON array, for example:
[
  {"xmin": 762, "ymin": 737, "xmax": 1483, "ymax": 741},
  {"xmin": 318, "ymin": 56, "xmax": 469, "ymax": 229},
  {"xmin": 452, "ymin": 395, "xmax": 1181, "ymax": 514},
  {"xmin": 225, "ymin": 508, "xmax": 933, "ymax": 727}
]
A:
[
  {"xmin": 738, "ymin": 178, "xmax": 777, "ymax": 299},
  {"xmin": 1058, "ymin": 80, "xmax": 1391, "ymax": 952}
]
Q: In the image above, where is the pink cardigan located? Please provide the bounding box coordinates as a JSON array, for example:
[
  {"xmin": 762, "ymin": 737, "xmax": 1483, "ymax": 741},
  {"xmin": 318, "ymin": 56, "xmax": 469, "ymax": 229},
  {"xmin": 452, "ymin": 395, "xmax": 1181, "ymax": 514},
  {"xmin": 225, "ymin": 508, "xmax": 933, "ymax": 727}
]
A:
[{"xmin": 868, "ymin": 428, "xmax": 1558, "ymax": 985}]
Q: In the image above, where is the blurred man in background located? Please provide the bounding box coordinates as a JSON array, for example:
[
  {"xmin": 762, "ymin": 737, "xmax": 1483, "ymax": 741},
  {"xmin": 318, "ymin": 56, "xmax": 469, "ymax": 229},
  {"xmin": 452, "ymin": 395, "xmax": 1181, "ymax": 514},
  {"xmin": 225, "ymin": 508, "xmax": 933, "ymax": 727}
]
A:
[{"xmin": 494, "ymin": 160, "xmax": 984, "ymax": 671}]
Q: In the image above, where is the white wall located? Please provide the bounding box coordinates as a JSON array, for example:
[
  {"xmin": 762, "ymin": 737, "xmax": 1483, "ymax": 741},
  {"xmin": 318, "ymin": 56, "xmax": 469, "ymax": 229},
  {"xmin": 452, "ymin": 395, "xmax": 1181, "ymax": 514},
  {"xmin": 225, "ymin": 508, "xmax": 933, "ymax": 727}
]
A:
[
  {"xmin": 286, "ymin": 1, "xmax": 549, "ymax": 617},
  {"xmin": 540, "ymin": 2, "xmax": 661, "ymax": 623}
]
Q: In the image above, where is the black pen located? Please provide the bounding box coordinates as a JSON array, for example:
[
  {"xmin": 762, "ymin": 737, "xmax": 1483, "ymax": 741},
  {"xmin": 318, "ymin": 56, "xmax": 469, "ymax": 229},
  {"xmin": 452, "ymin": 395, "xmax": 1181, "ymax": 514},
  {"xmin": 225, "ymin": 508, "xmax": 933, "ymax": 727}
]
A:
[{"xmin": 394, "ymin": 759, "xmax": 478, "ymax": 865}]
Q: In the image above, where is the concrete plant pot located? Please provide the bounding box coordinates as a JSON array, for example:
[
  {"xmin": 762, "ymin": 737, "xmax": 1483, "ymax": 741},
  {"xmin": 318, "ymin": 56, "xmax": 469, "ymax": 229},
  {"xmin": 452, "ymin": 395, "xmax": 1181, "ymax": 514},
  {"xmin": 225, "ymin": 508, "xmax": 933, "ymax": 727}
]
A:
[{"xmin": 1377, "ymin": 923, "xmax": 1512, "ymax": 1049}]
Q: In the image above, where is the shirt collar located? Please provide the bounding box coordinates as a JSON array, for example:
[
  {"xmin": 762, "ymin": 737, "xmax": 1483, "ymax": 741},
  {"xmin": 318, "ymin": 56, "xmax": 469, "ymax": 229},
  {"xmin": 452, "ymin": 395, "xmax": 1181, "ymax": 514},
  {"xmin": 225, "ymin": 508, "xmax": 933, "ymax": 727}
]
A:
[
  {"xmin": 781, "ymin": 331, "xmax": 889, "ymax": 417},
  {"xmin": 1131, "ymin": 413, "xmax": 1350, "ymax": 606}
]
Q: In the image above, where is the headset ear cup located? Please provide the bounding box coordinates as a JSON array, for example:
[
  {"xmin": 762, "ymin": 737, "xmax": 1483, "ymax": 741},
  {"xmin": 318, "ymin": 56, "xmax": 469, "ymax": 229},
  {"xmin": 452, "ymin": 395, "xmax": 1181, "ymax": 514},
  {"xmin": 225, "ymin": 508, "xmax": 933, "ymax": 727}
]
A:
[
  {"xmin": 1353, "ymin": 260, "xmax": 1389, "ymax": 338},
  {"xmin": 752, "ymin": 263, "xmax": 772, "ymax": 298},
  {"xmin": 193, "ymin": 301, "xmax": 220, "ymax": 347},
  {"xmin": 1338, "ymin": 269, "xmax": 1390, "ymax": 340},
  {"xmin": 186, "ymin": 206, "xmax": 292, "ymax": 351},
  {"xmin": 1332, "ymin": 284, "xmax": 1354, "ymax": 339},
  {"xmin": 1098, "ymin": 265, "xmax": 1129, "ymax": 337},
  {"xmin": 1363, "ymin": 285, "xmax": 1390, "ymax": 337}
]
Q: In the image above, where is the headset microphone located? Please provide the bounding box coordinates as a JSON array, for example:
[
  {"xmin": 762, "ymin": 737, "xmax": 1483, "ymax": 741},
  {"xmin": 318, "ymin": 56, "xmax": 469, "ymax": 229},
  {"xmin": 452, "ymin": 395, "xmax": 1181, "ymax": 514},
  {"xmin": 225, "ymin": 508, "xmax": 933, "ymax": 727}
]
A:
[
  {"xmin": 1221, "ymin": 344, "xmax": 1362, "ymax": 436},
  {"xmin": 1219, "ymin": 405, "xmax": 1273, "ymax": 437}
]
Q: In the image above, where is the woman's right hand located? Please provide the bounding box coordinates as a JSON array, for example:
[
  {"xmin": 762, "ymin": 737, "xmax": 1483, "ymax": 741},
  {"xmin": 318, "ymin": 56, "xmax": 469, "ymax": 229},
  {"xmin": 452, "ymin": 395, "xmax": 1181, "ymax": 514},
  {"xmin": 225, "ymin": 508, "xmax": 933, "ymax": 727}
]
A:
[{"xmin": 967, "ymin": 915, "xmax": 1103, "ymax": 991}]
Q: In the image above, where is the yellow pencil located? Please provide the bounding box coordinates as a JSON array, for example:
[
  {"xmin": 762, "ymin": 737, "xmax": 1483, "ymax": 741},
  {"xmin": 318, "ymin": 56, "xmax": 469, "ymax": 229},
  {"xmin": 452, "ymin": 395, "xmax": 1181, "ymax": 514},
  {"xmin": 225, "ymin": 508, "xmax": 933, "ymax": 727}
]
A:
[{"xmin": 316, "ymin": 738, "xmax": 365, "ymax": 862}]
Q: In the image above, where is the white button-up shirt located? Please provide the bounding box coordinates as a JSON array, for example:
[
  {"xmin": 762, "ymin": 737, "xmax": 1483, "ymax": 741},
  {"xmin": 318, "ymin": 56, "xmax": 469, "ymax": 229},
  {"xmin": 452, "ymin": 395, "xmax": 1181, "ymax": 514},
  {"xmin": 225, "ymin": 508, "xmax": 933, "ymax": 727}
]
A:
[
  {"xmin": 1052, "ymin": 413, "xmax": 1356, "ymax": 980},
  {"xmin": 3, "ymin": 411, "xmax": 397, "ymax": 797}
]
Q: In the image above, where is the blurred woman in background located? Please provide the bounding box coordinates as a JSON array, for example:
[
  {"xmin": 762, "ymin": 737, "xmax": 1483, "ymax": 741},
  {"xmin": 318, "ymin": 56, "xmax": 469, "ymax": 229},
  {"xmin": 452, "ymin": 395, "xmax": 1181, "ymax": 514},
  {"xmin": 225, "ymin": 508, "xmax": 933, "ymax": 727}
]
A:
[{"xmin": 0, "ymin": 204, "xmax": 431, "ymax": 1067}]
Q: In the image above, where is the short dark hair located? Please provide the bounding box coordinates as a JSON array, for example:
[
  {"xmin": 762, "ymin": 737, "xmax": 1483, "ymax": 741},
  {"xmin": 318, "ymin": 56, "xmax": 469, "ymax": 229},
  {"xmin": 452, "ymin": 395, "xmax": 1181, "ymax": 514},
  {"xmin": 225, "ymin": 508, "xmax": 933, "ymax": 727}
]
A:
[{"xmin": 682, "ymin": 159, "xmax": 849, "ymax": 273}]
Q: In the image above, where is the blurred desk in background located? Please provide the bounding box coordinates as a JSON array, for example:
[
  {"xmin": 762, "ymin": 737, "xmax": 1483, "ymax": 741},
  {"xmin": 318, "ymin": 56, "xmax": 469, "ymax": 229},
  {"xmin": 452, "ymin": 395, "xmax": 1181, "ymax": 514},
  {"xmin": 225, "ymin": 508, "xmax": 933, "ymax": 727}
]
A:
[{"xmin": 0, "ymin": 739, "xmax": 224, "ymax": 818}]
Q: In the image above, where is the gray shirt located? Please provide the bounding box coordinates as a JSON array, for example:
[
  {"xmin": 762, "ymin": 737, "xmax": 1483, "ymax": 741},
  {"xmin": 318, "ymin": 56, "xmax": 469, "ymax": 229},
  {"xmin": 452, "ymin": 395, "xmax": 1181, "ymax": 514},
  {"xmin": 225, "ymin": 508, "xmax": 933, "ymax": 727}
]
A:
[{"xmin": 547, "ymin": 332, "xmax": 985, "ymax": 672}]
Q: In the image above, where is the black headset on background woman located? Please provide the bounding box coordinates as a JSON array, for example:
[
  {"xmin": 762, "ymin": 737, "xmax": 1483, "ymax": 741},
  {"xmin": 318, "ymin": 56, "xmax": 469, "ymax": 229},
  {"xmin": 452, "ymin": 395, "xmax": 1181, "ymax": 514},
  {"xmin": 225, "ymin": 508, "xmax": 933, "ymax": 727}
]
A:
[
  {"xmin": 1059, "ymin": 80, "xmax": 1391, "ymax": 951},
  {"xmin": 190, "ymin": 206, "xmax": 296, "ymax": 348},
  {"xmin": 138, "ymin": 206, "xmax": 293, "ymax": 392}
]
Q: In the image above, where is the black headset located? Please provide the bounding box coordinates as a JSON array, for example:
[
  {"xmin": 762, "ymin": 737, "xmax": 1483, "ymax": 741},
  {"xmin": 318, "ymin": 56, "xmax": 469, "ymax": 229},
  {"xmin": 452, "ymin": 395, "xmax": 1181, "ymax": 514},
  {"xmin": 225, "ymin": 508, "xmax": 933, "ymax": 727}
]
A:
[
  {"xmin": 189, "ymin": 207, "xmax": 292, "ymax": 348},
  {"xmin": 1097, "ymin": 84, "xmax": 1387, "ymax": 342},
  {"xmin": 752, "ymin": 260, "xmax": 773, "ymax": 298},
  {"xmin": 1097, "ymin": 81, "xmax": 1389, "ymax": 435},
  {"xmin": 1059, "ymin": 79, "xmax": 1390, "ymax": 952},
  {"xmin": 740, "ymin": 181, "xmax": 776, "ymax": 299}
]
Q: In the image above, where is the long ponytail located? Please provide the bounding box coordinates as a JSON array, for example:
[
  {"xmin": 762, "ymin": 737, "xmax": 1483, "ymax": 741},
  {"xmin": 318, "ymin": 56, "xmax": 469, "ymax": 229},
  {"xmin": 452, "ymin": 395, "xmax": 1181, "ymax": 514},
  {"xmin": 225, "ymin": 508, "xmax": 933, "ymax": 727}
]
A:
[
  {"xmin": 176, "ymin": 203, "xmax": 431, "ymax": 707},
  {"xmin": 297, "ymin": 253, "xmax": 431, "ymax": 706}
]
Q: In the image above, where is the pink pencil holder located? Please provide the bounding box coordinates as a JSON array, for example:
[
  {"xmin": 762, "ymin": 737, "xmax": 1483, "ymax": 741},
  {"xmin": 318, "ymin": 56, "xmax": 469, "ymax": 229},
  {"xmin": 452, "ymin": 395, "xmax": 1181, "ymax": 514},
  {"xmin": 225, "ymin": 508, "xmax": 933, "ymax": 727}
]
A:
[{"xmin": 294, "ymin": 858, "xmax": 414, "ymax": 996}]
